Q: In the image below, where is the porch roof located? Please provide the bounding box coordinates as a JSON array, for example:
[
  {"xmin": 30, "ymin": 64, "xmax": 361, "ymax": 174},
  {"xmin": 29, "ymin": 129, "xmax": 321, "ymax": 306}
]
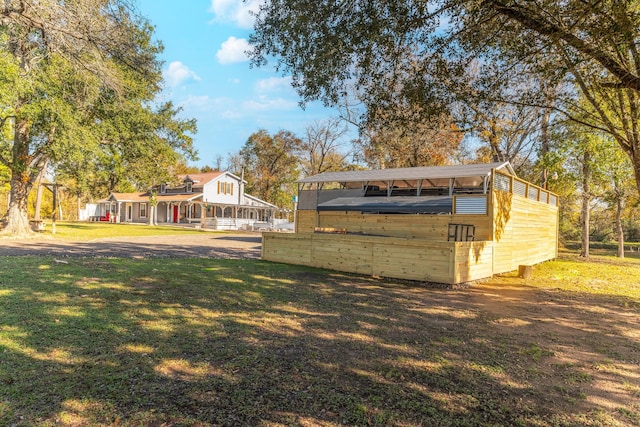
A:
[{"xmin": 101, "ymin": 192, "xmax": 203, "ymax": 203}]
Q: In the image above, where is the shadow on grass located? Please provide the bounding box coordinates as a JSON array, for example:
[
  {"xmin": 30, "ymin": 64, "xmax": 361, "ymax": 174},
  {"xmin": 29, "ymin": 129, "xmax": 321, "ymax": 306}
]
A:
[
  {"xmin": 0, "ymin": 257, "xmax": 638, "ymax": 426},
  {"xmin": 0, "ymin": 239, "xmax": 261, "ymax": 259}
]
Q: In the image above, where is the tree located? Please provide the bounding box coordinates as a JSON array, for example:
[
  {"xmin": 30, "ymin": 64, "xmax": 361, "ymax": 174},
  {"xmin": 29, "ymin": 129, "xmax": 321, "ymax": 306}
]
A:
[
  {"xmin": 598, "ymin": 139, "xmax": 635, "ymax": 258},
  {"xmin": 250, "ymin": 0, "xmax": 640, "ymax": 195},
  {"xmin": 354, "ymin": 112, "xmax": 463, "ymax": 169},
  {"xmin": 453, "ymin": 67, "xmax": 558, "ymax": 174},
  {"xmin": 298, "ymin": 118, "xmax": 352, "ymax": 177},
  {"xmin": 0, "ymin": 0, "xmax": 174, "ymax": 235},
  {"xmin": 550, "ymin": 115, "xmax": 625, "ymax": 258},
  {"xmin": 55, "ymin": 99, "xmax": 196, "ymax": 201},
  {"xmin": 239, "ymin": 130, "xmax": 301, "ymax": 208}
]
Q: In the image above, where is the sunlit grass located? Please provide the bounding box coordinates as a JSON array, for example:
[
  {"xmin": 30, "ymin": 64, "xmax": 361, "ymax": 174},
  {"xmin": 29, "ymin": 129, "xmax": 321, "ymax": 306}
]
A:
[
  {"xmin": 492, "ymin": 252, "xmax": 640, "ymax": 299},
  {"xmin": 36, "ymin": 221, "xmax": 211, "ymax": 240},
  {"xmin": 0, "ymin": 254, "xmax": 638, "ymax": 426}
]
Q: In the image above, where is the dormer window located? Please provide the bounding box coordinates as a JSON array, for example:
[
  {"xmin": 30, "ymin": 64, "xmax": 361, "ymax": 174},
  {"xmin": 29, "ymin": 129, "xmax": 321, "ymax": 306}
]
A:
[
  {"xmin": 160, "ymin": 184, "xmax": 166, "ymax": 194},
  {"xmin": 186, "ymin": 182, "xmax": 192, "ymax": 193}
]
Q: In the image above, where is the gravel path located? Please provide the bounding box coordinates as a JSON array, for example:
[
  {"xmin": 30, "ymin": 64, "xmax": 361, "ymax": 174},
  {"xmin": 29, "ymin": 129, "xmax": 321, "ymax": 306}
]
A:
[{"xmin": 0, "ymin": 233, "xmax": 262, "ymax": 259}]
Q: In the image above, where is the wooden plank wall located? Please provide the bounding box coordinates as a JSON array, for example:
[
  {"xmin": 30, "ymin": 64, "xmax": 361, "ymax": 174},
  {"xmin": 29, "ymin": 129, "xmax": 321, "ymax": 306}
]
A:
[
  {"xmin": 305, "ymin": 211, "xmax": 494, "ymax": 240},
  {"xmin": 455, "ymin": 242, "xmax": 495, "ymax": 283},
  {"xmin": 262, "ymin": 233, "xmax": 496, "ymax": 284},
  {"xmin": 492, "ymin": 192, "xmax": 558, "ymax": 274},
  {"xmin": 261, "ymin": 233, "xmax": 312, "ymax": 265},
  {"xmin": 295, "ymin": 210, "xmax": 318, "ymax": 233}
]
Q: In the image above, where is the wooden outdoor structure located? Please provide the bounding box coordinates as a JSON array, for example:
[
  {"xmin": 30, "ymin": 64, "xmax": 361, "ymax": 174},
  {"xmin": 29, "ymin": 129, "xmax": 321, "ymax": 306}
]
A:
[{"xmin": 262, "ymin": 162, "xmax": 559, "ymax": 285}]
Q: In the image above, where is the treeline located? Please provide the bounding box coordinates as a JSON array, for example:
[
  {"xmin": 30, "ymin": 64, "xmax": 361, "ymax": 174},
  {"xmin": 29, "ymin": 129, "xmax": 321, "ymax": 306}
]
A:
[{"xmin": 197, "ymin": 109, "xmax": 639, "ymax": 256}]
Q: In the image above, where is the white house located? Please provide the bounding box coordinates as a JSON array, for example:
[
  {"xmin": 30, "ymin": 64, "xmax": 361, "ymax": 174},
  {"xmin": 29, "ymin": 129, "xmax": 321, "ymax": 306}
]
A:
[{"xmin": 96, "ymin": 172, "xmax": 282, "ymax": 230}]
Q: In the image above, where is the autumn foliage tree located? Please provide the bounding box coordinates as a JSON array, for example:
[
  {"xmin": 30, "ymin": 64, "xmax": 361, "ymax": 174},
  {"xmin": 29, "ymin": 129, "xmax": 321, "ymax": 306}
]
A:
[
  {"xmin": 354, "ymin": 111, "xmax": 463, "ymax": 169},
  {"xmin": 239, "ymin": 130, "xmax": 301, "ymax": 209}
]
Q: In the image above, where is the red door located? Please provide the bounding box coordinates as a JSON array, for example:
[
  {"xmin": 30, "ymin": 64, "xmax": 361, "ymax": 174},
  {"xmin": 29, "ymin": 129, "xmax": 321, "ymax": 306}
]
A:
[{"xmin": 173, "ymin": 206, "xmax": 179, "ymax": 223}]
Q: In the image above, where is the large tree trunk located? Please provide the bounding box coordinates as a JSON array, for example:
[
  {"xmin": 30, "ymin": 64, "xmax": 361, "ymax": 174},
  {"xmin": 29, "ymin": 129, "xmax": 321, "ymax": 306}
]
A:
[
  {"xmin": 616, "ymin": 195, "xmax": 625, "ymax": 258},
  {"xmin": 1, "ymin": 119, "xmax": 39, "ymax": 236},
  {"xmin": 2, "ymin": 172, "xmax": 34, "ymax": 236},
  {"xmin": 631, "ymin": 148, "xmax": 640, "ymax": 197}
]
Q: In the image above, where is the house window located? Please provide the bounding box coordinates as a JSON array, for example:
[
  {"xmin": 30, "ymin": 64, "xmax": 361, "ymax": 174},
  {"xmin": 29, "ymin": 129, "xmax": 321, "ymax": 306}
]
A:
[
  {"xmin": 139, "ymin": 203, "xmax": 148, "ymax": 218},
  {"xmin": 218, "ymin": 181, "xmax": 234, "ymax": 195},
  {"xmin": 160, "ymin": 184, "xmax": 166, "ymax": 194},
  {"xmin": 186, "ymin": 182, "xmax": 192, "ymax": 193}
]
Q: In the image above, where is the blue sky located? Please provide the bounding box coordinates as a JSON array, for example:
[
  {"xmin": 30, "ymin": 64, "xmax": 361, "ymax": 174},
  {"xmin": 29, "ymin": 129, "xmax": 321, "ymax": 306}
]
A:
[{"xmin": 135, "ymin": 0, "xmax": 350, "ymax": 168}]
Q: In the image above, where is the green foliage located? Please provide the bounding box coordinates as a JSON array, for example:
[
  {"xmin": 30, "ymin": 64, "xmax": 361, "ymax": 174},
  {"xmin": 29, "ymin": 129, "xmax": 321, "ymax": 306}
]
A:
[
  {"xmin": 239, "ymin": 130, "xmax": 301, "ymax": 208},
  {"xmin": 250, "ymin": 0, "xmax": 640, "ymax": 194},
  {"xmin": 0, "ymin": 0, "xmax": 197, "ymax": 218}
]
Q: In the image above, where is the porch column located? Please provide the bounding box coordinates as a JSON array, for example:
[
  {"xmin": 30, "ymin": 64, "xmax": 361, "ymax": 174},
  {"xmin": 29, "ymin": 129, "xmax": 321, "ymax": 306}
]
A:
[
  {"xmin": 153, "ymin": 203, "xmax": 158, "ymax": 225},
  {"xmin": 116, "ymin": 202, "xmax": 121, "ymax": 223}
]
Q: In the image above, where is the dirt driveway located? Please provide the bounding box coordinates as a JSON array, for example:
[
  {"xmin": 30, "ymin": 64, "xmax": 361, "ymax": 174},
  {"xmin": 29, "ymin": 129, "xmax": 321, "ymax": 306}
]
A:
[{"xmin": 0, "ymin": 233, "xmax": 262, "ymax": 259}]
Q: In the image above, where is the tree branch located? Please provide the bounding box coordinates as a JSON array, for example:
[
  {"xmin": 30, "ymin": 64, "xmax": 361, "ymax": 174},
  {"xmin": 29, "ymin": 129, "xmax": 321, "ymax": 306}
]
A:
[{"xmin": 484, "ymin": 0, "xmax": 640, "ymax": 92}]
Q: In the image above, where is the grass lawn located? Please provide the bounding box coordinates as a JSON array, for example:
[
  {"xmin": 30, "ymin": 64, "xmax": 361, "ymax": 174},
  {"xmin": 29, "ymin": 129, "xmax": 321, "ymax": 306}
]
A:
[
  {"xmin": 39, "ymin": 222, "xmax": 208, "ymax": 241},
  {"xmin": 0, "ymin": 244, "xmax": 639, "ymax": 425}
]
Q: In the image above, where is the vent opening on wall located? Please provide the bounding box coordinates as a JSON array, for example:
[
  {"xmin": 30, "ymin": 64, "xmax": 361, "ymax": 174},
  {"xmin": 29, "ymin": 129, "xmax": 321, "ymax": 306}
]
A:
[{"xmin": 455, "ymin": 196, "xmax": 487, "ymax": 214}]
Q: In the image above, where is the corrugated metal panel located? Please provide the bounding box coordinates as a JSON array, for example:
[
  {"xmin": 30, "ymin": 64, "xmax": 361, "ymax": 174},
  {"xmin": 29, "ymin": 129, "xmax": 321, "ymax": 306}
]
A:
[
  {"xmin": 540, "ymin": 190, "xmax": 549, "ymax": 203},
  {"xmin": 514, "ymin": 180, "xmax": 527, "ymax": 197},
  {"xmin": 549, "ymin": 194, "xmax": 558, "ymax": 206},
  {"xmin": 494, "ymin": 173, "xmax": 511, "ymax": 192},
  {"xmin": 455, "ymin": 197, "xmax": 487, "ymax": 214},
  {"xmin": 528, "ymin": 186, "xmax": 539, "ymax": 200}
]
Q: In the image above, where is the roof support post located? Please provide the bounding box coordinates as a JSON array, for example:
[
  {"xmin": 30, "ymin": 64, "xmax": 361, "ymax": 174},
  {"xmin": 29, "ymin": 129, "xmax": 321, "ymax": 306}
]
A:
[
  {"xmin": 417, "ymin": 179, "xmax": 423, "ymax": 196},
  {"xmin": 449, "ymin": 178, "xmax": 454, "ymax": 196},
  {"xmin": 387, "ymin": 181, "xmax": 393, "ymax": 197}
]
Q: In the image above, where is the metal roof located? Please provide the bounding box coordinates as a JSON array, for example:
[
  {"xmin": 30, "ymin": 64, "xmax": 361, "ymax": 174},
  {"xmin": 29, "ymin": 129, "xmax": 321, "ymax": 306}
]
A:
[
  {"xmin": 298, "ymin": 162, "xmax": 514, "ymax": 184},
  {"xmin": 317, "ymin": 196, "xmax": 453, "ymax": 214}
]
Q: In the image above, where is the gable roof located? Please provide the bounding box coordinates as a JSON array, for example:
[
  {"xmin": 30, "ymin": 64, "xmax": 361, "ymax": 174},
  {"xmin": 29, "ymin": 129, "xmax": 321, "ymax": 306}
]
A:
[
  {"xmin": 179, "ymin": 172, "xmax": 223, "ymax": 185},
  {"xmin": 298, "ymin": 162, "xmax": 515, "ymax": 184},
  {"xmin": 179, "ymin": 171, "xmax": 246, "ymax": 185}
]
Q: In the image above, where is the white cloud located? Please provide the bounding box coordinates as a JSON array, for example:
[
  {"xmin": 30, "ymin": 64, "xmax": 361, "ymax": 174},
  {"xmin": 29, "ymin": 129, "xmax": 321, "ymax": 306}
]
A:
[
  {"xmin": 216, "ymin": 36, "xmax": 251, "ymax": 64},
  {"xmin": 243, "ymin": 97, "xmax": 297, "ymax": 111},
  {"xmin": 179, "ymin": 95, "xmax": 213, "ymax": 111},
  {"xmin": 222, "ymin": 110, "xmax": 243, "ymax": 120},
  {"xmin": 178, "ymin": 95, "xmax": 244, "ymax": 120},
  {"xmin": 163, "ymin": 61, "xmax": 201, "ymax": 87},
  {"xmin": 210, "ymin": 0, "xmax": 263, "ymax": 29},
  {"xmin": 255, "ymin": 76, "xmax": 293, "ymax": 93}
]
